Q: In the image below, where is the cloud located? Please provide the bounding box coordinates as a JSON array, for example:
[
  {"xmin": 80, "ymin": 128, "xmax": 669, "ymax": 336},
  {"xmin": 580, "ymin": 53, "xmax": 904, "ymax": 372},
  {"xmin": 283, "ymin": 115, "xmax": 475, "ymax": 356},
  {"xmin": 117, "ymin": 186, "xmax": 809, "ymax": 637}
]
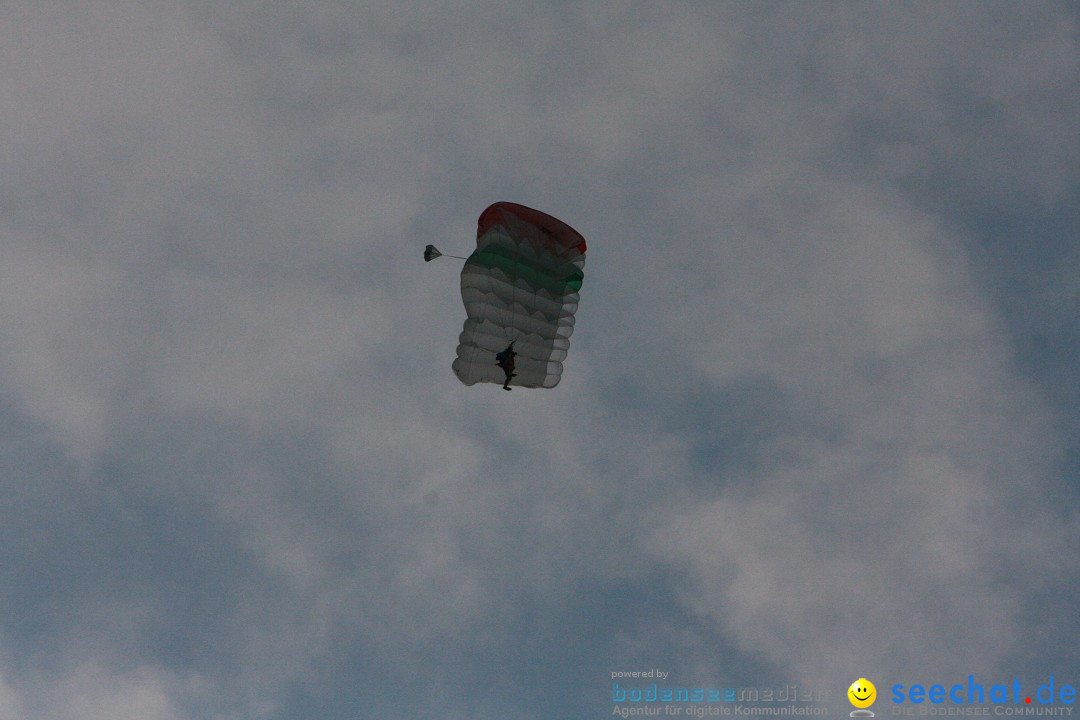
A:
[
  {"xmin": 637, "ymin": 153, "xmax": 1074, "ymax": 679},
  {"xmin": 0, "ymin": 2, "xmax": 1077, "ymax": 718}
]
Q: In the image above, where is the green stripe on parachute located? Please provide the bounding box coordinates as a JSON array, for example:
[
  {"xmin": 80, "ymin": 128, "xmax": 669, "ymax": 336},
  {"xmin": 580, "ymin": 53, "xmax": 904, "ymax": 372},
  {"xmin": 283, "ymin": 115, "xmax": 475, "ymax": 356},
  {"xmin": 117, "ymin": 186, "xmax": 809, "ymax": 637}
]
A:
[{"xmin": 466, "ymin": 245, "xmax": 584, "ymax": 294}]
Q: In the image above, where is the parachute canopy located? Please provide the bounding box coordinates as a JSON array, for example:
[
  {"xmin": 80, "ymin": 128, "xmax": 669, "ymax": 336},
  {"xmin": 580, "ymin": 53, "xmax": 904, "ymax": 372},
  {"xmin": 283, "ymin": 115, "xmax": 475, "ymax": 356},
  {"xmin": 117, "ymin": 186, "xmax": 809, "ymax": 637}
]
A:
[
  {"xmin": 451, "ymin": 202, "xmax": 586, "ymax": 389},
  {"xmin": 423, "ymin": 244, "xmax": 441, "ymax": 262}
]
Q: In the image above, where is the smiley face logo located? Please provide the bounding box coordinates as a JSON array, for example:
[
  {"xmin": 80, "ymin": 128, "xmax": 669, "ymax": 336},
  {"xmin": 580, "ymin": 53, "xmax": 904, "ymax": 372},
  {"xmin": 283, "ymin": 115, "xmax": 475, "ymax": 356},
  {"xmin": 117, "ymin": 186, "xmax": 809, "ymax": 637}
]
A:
[{"xmin": 848, "ymin": 678, "xmax": 876, "ymax": 708}]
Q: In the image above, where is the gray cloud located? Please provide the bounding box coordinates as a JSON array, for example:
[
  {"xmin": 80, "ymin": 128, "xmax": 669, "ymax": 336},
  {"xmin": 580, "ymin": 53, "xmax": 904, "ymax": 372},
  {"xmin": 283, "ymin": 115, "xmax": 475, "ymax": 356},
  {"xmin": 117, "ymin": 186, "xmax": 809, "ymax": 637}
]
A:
[{"xmin": 0, "ymin": 2, "xmax": 1077, "ymax": 718}]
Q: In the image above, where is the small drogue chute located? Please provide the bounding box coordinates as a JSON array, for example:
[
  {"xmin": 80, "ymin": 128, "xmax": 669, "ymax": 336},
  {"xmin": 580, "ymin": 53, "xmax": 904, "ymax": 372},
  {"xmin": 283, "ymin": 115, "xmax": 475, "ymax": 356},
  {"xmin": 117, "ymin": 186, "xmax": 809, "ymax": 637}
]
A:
[{"xmin": 424, "ymin": 244, "xmax": 466, "ymax": 262}]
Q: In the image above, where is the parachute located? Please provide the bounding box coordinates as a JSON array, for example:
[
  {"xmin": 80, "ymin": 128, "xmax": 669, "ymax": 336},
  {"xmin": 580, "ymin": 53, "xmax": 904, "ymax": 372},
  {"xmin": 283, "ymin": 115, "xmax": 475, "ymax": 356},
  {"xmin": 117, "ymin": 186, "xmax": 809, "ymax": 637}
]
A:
[{"xmin": 449, "ymin": 202, "xmax": 586, "ymax": 389}]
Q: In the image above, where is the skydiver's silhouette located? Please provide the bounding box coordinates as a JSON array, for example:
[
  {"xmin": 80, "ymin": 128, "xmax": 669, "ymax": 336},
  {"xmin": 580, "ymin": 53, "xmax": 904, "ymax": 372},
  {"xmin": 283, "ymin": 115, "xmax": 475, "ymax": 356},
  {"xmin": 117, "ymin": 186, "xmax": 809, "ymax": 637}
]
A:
[{"xmin": 495, "ymin": 342, "xmax": 517, "ymax": 391}]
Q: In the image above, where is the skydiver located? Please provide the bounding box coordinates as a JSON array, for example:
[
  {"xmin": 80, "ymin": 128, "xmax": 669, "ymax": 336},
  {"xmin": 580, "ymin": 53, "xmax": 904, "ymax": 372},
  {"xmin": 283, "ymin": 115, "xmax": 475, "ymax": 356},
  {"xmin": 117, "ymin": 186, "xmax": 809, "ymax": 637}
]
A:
[{"xmin": 495, "ymin": 342, "xmax": 517, "ymax": 391}]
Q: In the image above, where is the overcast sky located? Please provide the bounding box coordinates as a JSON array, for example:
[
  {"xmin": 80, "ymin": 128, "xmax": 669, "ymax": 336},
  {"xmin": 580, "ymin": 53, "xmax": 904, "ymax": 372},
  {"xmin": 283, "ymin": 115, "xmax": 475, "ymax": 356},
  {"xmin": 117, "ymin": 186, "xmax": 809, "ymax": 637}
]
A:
[{"xmin": 1, "ymin": 2, "xmax": 1079, "ymax": 719}]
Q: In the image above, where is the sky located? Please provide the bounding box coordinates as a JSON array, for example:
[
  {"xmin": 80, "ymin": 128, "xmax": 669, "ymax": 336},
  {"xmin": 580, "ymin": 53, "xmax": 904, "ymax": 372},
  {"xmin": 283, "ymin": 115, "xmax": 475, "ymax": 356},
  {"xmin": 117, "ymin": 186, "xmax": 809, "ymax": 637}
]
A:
[{"xmin": 1, "ymin": 2, "xmax": 1079, "ymax": 719}]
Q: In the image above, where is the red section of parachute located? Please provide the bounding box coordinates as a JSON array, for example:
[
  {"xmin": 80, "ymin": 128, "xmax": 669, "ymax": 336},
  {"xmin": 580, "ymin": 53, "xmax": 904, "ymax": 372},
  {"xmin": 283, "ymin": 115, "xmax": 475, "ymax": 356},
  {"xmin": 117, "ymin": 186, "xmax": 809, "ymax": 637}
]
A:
[{"xmin": 477, "ymin": 202, "xmax": 587, "ymax": 256}]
